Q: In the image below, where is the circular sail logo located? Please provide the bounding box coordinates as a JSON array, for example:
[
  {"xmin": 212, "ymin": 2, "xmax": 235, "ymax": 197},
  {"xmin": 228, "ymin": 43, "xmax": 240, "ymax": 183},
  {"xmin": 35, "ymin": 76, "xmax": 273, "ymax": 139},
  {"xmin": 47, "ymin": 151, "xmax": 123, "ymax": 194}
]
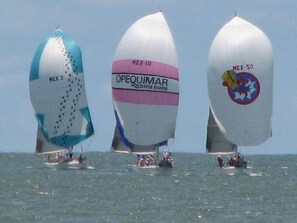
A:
[{"xmin": 221, "ymin": 70, "xmax": 260, "ymax": 105}]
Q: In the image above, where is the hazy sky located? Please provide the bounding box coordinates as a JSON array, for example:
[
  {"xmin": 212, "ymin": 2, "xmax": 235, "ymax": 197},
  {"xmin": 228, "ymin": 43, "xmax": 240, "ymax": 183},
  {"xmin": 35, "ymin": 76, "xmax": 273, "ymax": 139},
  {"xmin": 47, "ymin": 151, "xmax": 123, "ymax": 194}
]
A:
[{"xmin": 1, "ymin": 1, "xmax": 296, "ymax": 154}]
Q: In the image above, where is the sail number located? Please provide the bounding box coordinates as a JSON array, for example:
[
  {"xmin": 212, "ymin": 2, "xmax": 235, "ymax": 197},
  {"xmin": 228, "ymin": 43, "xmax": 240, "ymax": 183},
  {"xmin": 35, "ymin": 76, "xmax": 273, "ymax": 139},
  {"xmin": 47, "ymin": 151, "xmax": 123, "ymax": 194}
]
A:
[
  {"xmin": 49, "ymin": 75, "xmax": 64, "ymax": 82},
  {"xmin": 132, "ymin": 60, "xmax": 152, "ymax": 66},
  {"xmin": 233, "ymin": 64, "xmax": 254, "ymax": 71}
]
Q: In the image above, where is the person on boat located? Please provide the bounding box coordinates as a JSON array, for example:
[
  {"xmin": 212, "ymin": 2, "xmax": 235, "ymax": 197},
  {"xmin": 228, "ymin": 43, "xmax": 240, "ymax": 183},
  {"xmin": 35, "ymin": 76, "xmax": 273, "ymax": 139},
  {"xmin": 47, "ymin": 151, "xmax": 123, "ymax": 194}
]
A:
[
  {"xmin": 144, "ymin": 156, "xmax": 149, "ymax": 166},
  {"xmin": 217, "ymin": 155, "xmax": 224, "ymax": 168},
  {"xmin": 167, "ymin": 152, "xmax": 173, "ymax": 164},
  {"xmin": 146, "ymin": 155, "xmax": 154, "ymax": 166},
  {"xmin": 227, "ymin": 153, "xmax": 247, "ymax": 168},
  {"xmin": 237, "ymin": 155, "xmax": 247, "ymax": 168},
  {"xmin": 47, "ymin": 154, "xmax": 51, "ymax": 163},
  {"xmin": 57, "ymin": 153, "xmax": 64, "ymax": 163},
  {"xmin": 78, "ymin": 154, "xmax": 86, "ymax": 163},
  {"xmin": 228, "ymin": 157, "xmax": 236, "ymax": 166},
  {"xmin": 78, "ymin": 154, "xmax": 82, "ymax": 163},
  {"xmin": 159, "ymin": 151, "xmax": 173, "ymax": 168},
  {"xmin": 166, "ymin": 152, "xmax": 172, "ymax": 160},
  {"xmin": 138, "ymin": 155, "xmax": 145, "ymax": 167}
]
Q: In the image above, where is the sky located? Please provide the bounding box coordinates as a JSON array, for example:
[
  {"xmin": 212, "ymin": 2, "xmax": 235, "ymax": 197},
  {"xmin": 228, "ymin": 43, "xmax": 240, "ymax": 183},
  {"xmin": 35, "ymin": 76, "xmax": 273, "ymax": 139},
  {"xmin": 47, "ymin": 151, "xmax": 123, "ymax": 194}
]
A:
[{"xmin": 1, "ymin": 0, "xmax": 296, "ymax": 154}]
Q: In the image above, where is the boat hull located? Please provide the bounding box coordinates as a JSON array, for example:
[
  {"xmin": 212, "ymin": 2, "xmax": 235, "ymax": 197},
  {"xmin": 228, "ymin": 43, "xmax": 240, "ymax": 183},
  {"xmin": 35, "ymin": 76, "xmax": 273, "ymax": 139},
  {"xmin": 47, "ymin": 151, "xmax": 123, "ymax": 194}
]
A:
[
  {"xmin": 128, "ymin": 164, "xmax": 161, "ymax": 175},
  {"xmin": 158, "ymin": 159, "xmax": 173, "ymax": 168},
  {"xmin": 45, "ymin": 160, "xmax": 86, "ymax": 170},
  {"xmin": 221, "ymin": 166, "xmax": 253, "ymax": 175}
]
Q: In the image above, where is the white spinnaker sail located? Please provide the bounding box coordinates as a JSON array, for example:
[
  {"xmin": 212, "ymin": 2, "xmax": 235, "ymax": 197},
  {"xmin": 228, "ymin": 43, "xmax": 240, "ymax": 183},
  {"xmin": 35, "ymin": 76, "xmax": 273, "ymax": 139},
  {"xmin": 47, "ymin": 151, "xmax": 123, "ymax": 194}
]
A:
[
  {"xmin": 206, "ymin": 108, "xmax": 237, "ymax": 154},
  {"xmin": 112, "ymin": 12, "xmax": 179, "ymax": 146},
  {"xmin": 29, "ymin": 29, "xmax": 94, "ymax": 150},
  {"xmin": 207, "ymin": 16, "xmax": 273, "ymax": 146}
]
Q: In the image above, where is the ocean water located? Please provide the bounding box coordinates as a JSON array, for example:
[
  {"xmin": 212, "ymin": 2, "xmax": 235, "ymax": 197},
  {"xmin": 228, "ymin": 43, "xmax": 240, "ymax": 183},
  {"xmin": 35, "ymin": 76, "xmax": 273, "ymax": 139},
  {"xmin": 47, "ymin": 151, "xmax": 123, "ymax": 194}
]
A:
[{"xmin": 0, "ymin": 152, "xmax": 297, "ymax": 223}]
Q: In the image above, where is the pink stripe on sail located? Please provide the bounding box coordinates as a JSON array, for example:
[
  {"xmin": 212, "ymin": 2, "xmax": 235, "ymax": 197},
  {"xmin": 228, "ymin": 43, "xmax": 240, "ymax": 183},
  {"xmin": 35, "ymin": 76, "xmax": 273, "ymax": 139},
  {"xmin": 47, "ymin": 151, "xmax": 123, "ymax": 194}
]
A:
[
  {"xmin": 112, "ymin": 59, "xmax": 178, "ymax": 80},
  {"xmin": 112, "ymin": 89, "xmax": 179, "ymax": 106}
]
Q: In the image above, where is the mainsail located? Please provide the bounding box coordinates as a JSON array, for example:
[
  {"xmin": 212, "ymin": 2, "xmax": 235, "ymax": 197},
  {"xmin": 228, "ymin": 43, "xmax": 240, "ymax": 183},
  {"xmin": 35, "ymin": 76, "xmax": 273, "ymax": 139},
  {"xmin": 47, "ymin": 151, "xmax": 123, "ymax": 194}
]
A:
[
  {"xmin": 207, "ymin": 16, "xmax": 273, "ymax": 147},
  {"xmin": 29, "ymin": 29, "xmax": 94, "ymax": 154},
  {"xmin": 35, "ymin": 127, "xmax": 69, "ymax": 154},
  {"xmin": 111, "ymin": 11, "xmax": 179, "ymax": 154},
  {"xmin": 111, "ymin": 126, "xmax": 130, "ymax": 153},
  {"xmin": 206, "ymin": 108, "xmax": 237, "ymax": 154}
]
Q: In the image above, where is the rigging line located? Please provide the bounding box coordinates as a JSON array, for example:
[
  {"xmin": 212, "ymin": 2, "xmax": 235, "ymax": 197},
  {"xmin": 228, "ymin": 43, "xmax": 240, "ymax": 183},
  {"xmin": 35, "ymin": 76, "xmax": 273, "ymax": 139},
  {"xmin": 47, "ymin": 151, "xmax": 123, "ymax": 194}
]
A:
[{"xmin": 85, "ymin": 137, "xmax": 93, "ymax": 151}]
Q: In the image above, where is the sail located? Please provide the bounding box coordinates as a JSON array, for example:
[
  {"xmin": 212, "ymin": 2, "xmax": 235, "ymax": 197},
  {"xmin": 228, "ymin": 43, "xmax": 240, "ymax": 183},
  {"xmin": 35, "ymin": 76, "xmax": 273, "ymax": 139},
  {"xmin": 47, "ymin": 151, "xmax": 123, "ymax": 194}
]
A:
[
  {"xmin": 207, "ymin": 16, "xmax": 273, "ymax": 146},
  {"xmin": 111, "ymin": 125, "xmax": 163, "ymax": 154},
  {"xmin": 111, "ymin": 126, "xmax": 130, "ymax": 153},
  {"xmin": 35, "ymin": 127, "xmax": 69, "ymax": 154},
  {"xmin": 206, "ymin": 108, "xmax": 237, "ymax": 154},
  {"xmin": 111, "ymin": 12, "xmax": 179, "ymax": 147},
  {"xmin": 29, "ymin": 29, "xmax": 94, "ymax": 150},
  {"xmin": 130, "ymin": 144, "xmax": 158, "ymax": 155}
]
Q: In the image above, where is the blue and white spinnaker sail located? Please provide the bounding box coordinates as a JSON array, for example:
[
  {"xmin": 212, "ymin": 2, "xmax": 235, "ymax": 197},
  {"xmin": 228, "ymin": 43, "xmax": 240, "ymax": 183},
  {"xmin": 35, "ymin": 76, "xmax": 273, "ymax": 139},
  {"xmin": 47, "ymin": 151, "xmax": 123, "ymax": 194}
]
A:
[{"xmin": 29, "ymin": 29, "xmax": 94, "ymax": 153}]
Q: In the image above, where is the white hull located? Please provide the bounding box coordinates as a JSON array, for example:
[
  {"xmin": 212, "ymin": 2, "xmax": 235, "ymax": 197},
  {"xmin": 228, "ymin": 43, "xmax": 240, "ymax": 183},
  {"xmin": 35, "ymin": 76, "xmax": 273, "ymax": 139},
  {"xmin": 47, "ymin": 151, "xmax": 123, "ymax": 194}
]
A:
[
  {"xmin": 128, "ymin": 164, "xmax": 161, "ymax": 175},
  {"xmin": 221, "ymin": 166, "xmax": 253, "ymax": 175},
  {"xmin": 45, "ymin": 159, "xmax": 87, "ymax": 170}
]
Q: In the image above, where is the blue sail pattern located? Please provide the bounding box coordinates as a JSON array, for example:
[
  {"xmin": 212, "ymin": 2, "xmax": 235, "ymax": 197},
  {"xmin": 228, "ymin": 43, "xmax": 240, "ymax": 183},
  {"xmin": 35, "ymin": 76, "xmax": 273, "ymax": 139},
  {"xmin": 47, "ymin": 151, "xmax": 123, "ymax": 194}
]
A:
[{"xmin": 29, "ymin": 29, "xmax": 94, "ymax": 149}]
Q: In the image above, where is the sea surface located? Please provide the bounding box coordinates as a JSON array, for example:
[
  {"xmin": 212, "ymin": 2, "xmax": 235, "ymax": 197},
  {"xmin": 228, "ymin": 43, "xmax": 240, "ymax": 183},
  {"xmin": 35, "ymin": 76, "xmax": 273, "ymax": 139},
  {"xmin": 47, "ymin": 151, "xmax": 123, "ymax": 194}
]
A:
[{"xmin": 1, "ymin": 152, "xmax": 297, "ymax": 223}]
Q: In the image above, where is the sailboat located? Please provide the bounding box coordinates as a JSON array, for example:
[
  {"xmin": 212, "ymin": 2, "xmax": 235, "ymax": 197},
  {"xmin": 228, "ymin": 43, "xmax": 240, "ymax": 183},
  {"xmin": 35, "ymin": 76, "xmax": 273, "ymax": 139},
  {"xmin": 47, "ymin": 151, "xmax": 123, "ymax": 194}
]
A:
[
  {"xmin": 207, "ymin": 16, "xmax": 273, "ymax": 169},
  {"xmin": 29, "ymin": 29, "xmax": 94, "ymax": 169},
  {"xmin": 111, "ymin": 11, "xmax": 179, "ymax": 169}
]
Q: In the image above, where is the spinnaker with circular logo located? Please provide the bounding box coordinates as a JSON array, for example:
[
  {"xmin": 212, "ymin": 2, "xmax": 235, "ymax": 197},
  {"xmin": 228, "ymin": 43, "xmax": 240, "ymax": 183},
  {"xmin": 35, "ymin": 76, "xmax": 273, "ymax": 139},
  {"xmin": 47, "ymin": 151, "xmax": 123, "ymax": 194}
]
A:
[{"xmin": 207, "ymin": 16, "xmax": 273, "ymax": 147}]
